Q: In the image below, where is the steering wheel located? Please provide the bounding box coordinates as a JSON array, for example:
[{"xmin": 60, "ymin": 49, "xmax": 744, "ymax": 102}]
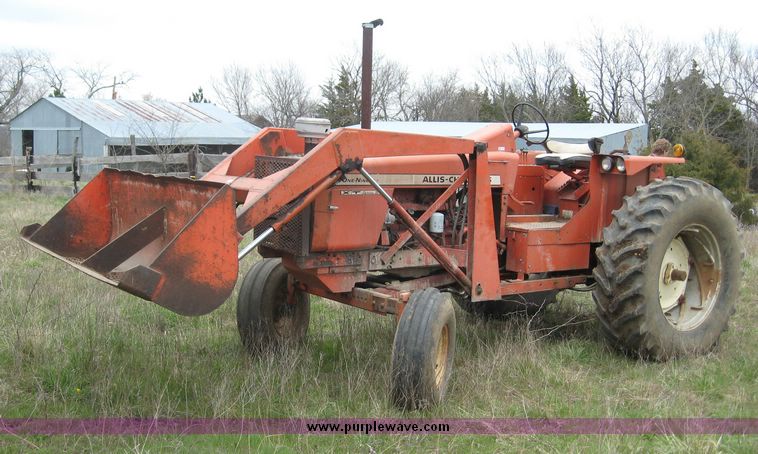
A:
[{"xmin": 511, "ymin": 102, "xmax": 550, "ymax": 146}]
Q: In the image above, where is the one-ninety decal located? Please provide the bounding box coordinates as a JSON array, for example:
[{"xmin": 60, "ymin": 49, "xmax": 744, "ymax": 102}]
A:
[
  {"xmin": 340, "ymin": 190, "xmax": 378, "ymax": 196},
  {"xmin": 337, "ymin": 174, "xmax": 501, "ymax": 186}
]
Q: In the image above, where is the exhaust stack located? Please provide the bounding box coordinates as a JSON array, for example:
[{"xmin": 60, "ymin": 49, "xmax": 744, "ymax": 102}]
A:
[{"xmin": 361, "ymin": 18, "xmax": 383, "ymax": 130}]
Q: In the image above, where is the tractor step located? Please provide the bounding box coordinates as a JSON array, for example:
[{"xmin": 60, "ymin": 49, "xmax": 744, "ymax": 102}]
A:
[
  {"xmin": 504, "ymin": 217, "xmax": 588, "ymax": 274},
  {"xmin": 505, "ymin": 220, "xmax": 567, "ymax": 232}
]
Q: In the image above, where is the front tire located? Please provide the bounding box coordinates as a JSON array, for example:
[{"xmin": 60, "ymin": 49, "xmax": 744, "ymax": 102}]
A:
[
  {"xmin": 390, "ymin": 288, "xmax": 456, "ymax": 410},
  {"xmin": 237, "ymin": 258, "xmax": 310, "ymax": 352},
  {"xmin": 593, "ymin": 177, "xmax": 741, "ymax": 360}
]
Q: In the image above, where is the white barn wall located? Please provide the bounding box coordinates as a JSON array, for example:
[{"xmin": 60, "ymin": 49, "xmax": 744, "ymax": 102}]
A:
[
  {"xmin": 10, "ymin": 99, "xmax": 83, "ymax": 156},
  {"xmin": 81, "ymin": 123, "xmax": 107, "ymax": 157}
]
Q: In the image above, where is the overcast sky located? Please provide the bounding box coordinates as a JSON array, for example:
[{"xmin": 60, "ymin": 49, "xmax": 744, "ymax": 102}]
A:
[{"xmin": 2, "ymin": 0, "xmax": 757, "ymax": 103}]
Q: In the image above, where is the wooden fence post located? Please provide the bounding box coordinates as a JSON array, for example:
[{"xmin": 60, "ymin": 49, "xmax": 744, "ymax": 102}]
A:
[
  {"xmin": 24, "ymin": 146, "xmax": 34, "ymax": 192},
  {"xmin": 188, "ymin": 145, "xmax": 198, "ymax": 179},
  {"xmin": 72, "ymin": 137, "xmax": 80, "ymax": 194}
]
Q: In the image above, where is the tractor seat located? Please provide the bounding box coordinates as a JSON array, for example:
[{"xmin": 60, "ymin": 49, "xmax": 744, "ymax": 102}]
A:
[
  {"xmin": 535, "ymin": 152, "xmax": 591, "ymax": 168},
  {"xmin": 535, "ymin": 139, "xmax": 594, "ymax": 168}
]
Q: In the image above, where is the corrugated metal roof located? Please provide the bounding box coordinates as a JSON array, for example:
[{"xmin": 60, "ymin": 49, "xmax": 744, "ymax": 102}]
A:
[
  {"xmin": 44, "ymin": 98, "xmax": 260, "ymax": 145},
  {"xmin": 349, "ymin": 121, "xmax": 649, "ymax": 154},
  {"xmin": 349, "ymin": 121, "xmax": 645, "ymax": 140}
]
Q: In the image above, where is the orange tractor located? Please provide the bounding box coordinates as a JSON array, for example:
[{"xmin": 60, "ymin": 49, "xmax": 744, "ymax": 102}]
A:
[{"xmin": 21, "ymin": 104, "xmax": 742, "ymax": 409}]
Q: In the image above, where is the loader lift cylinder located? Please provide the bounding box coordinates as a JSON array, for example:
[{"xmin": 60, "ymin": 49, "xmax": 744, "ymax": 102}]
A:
[
  {"xmin": 237, "ymin": 227, "xmax": 274, "ymax": 261},
  {"xmin": 237, "ymin": 170, "xmax": 345, "ymax": 260}
]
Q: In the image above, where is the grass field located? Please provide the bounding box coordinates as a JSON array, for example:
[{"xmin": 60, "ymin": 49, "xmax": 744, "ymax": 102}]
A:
[{"xmin": 0, "ymin": 190, "xmax": 756, "ymax": 452}]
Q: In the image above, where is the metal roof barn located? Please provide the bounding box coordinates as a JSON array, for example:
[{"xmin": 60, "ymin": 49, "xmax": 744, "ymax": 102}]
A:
[
  {"xmin": 9, "ymin": 98, "xmax": 260, "ymax": 157},
  {"xmin": 350, "ymin": 121, "xmax": 649, "ymax": 155}
]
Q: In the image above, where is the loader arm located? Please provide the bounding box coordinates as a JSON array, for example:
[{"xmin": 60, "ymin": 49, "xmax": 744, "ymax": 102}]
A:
[{"xmin": 230, "ymin": 128, "xmax": 476, "ymax": 234}]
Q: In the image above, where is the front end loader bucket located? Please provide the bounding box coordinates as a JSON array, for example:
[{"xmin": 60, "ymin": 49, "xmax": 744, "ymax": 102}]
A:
[{"xmin": 21, "ymin": 169, "xmax": 239, "ymax": 315}]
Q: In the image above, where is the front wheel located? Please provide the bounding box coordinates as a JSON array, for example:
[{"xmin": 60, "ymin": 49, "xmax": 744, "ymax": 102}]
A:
[
  {"xmin": 390, "ymin": 288, "xmax": 456, "ymax": 410},
  {"xmin": 593, "ymin": 177, "xmax": 742, "ymax": 360},
  {"xmin": 237, "ymin": 258, "xmax": 310, "ymax": 352}
]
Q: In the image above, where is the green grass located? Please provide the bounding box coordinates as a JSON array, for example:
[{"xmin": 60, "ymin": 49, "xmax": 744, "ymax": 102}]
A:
[{"xmin": 0, "ymin": 190, "xmax": 756, "ymax": 452}]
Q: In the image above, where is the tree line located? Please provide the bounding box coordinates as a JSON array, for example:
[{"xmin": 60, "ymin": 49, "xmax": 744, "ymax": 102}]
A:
[
  {"xmin": 0, "ymin": 50, "xmax": 134, "ymax": 118},
  {"xmin": 208, "ymin": 29, "xmax": 757, "ymax": 221}
]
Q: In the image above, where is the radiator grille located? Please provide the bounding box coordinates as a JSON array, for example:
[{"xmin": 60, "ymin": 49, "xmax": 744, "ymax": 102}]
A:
[
  {"xmin": 253, "ymin": 155, "xmax": 298, "ymax": 178},
  {"xmin": 254, "ymin": 156, "xmax": 310, "ymax": 256}
]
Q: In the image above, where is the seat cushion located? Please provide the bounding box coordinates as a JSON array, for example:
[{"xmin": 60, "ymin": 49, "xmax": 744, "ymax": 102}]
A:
[{"xmin": 535, "ymin": 153, "xmax": 591, "ymax": 168}]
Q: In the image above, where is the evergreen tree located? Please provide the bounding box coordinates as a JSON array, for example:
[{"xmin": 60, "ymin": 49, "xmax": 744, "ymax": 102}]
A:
[
  {"xmin": 556, "ymin": 76, "xmax": 592, "ymax": 122},
  {"xmin": 491, "ymin": 83, "xmax": 521, "ymax": 122},
  {"xmin": 189, "ymin": 87, "xmax": 211, "ymax": 103},
  {"xmin": 478, "ymin": 88, "xmax": 501, "ymax": 122},
  {"xmin": 317, "ymin": 64, "xmax": 361, "ymax": 127},
  {"xmin": 667, "ymin": 131, "xmax": 755, "ymax": 224},
  {"xmin": 650, "ymin": 61, "xmax": 744, "ymax": 144}
]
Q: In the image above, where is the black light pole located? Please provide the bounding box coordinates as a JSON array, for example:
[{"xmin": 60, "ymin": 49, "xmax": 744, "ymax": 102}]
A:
[{"xmin": 361, "ymin": 18, "xmax": 383, "ymax": 129}]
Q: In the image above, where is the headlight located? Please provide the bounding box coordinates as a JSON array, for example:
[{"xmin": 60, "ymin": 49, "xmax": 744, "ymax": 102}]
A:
[
  {"xmin": 601, "ymin": 156, "xmax": 613, "ymax": 172},
  {"xmin": 615, "ymin": 158, "xmax": 626, "ymax": 172}
]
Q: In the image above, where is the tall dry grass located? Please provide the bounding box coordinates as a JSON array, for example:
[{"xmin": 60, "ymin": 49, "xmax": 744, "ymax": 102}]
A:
[{"xmin": 0, "ymin": 192, "xmax": 756, "ymax": 452}]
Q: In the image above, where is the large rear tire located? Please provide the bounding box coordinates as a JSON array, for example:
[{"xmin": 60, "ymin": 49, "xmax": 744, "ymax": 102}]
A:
[
  {"xmin": 593, "ymin": 177, "xmax": 741, "ymax": 360},
  {"xmin": 390, "ymin": 288, "xmax": 456, "ymax": 410},
  {"xmin": 237, "ymin": 258, "xmax": 310, "ymax": 352}
]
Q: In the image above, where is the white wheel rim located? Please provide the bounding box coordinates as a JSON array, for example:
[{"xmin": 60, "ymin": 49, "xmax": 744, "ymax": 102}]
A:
[
  {"xmin": 657, "ymin": 225, "xmax": 722, "ymax": 331},
  {"xmin": 434, "ymin": 325, "xmax": 449, "ymax": 388},
  {"xmin": 659, "ymin": 238, "xmax": 690, "ymax": 313}
]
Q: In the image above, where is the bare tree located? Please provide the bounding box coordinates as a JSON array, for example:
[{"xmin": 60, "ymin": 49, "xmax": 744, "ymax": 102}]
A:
[
  {"xmin": 479, "ymin": 47, "xmax": 568, "ymax": 122},
  {"xmin": 370, "ymin": 56, "xmax": 412, "ymax": 121},
  {"xmin": 624, "ymin": 30, "xmax": 695, "ymax": 134},
  {"xmin": 255, "ymin": 62, "xmax": 314, "ymax": 128},
  {"xmin": 733, "ymin": 52, "xmax": 758, "ymax": 188},
  {"xmin": 413, "ymin": 72, "xmax": 484, "ymax": 121},
  {"xmin": 624, "ymin": 28, "xmax": 664, "ymax": 127},
  {"xmin": 659, "ymin": 42, "xmax": 697, "ymax": 84},
  {"xmin": 508, "ymin": 44, "xmax": 569, "ymax": 118},
  {"xmin": 72, "ymin": 63, "xmax": 135, "ymax": 99},
  {"xmin": 701, "ymin": 31, "xmax": 758, "ymax": 120},
  {"xmin": 478, "ymin": 55, "xmax": 525, "ymax": 120},
  {"xmin": 415, "ymin": 72, "xmax": 459, "ymax": 121},
  {"xmin": 41, "ymin": 54, "xmax": 66, "ymax": 97},
  {"xmin": 0, "ymin": 49, "xmax": 45, "ymax": 121},
  {"xmin": 212, "ymin": 64, "xmax": 255, "ymax": 120},
  {"xmin": 732, "ymin": 48, "xmax": 758, "ymax": 118},
  {"xmin": 580, "ymin": 31, "xmax": 631, "ymax": 122},
  {"xmin": 701, "ymin": 32, "xmax": 758, "ymax": 187},
  {"xmin": 701, "ymin": 30, "xmax": 740, "ymax": 89}
]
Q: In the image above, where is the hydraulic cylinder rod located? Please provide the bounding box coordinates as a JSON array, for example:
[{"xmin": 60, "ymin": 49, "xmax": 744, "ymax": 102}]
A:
[{"xmin": 237, "ymin": 170, "xmax": 344, "ymax": 261}]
